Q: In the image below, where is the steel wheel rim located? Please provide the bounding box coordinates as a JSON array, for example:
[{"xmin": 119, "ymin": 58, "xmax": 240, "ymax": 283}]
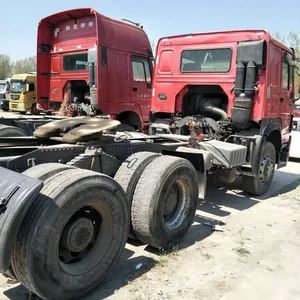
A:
[
  {"xmin": 259, "ymin": 155, "xmax": 275, "ymax": 183},
  {"xmin": 164, "ymin": 179, "xmax": 190, "ymax": 230},
  {"xmin": 58, "ymin": 202, "xmax": 113, "ymax": 276}
]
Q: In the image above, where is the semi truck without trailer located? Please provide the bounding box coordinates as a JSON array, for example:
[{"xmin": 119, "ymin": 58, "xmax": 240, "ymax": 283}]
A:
[
  {"xmin": 36, "ymin": 8, "xmax": 153, "ymax": 131},
  {"xmin": 0, "ymin": 15, "xmax": 299, "ymax": 300}
]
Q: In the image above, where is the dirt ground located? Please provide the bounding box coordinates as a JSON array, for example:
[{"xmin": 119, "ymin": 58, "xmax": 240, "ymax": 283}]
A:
[{"xmin": 0, "ymin": 162, "xmax": 300, "ymax": 300}]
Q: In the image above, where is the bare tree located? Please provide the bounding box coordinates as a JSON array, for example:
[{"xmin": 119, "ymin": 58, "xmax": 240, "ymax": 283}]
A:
[{"xmin": 151, "ymin": 40, "xmax": 157, "ymax": 57}]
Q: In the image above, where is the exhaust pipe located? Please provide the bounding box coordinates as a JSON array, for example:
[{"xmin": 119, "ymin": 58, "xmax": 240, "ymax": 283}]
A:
[
  {"xmin": 231, "ymin": 39, "xmax": 266, "ymax": 129},
  {"xmin": 231, "ymin": 61, "xmax": 257, "ymax": 129}
]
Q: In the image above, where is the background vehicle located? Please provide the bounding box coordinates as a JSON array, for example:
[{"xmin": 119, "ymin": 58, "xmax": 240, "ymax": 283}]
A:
[
  {"xmin": 9, "ymin": 73, "xmax": 37, "ymax": 114},
  {"xmin": 0, "ymin": 78, "xmax": 11, "ymax": 111},
  {"xmin": 150, "ymin": 29, "xmax": 299, "ymax": 195},
  {"xmin": 36, "ymin": 8, "xmax": 153, "ymax": 131},
  {"xmin": 293, "ymin": 98, "xmax": 300, "ymax": 118}
]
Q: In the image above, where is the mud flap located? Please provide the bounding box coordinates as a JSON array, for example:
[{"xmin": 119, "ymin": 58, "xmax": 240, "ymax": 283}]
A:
[
  {"xmin": 0, "ymin": 166, "xmax": 43, "ymax": 273},
  {"xmin": 277, "ymin": 136, "xmax": 292, "ymax": 169}
]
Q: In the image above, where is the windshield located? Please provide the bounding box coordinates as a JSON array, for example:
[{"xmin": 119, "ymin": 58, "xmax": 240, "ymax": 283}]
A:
[
  {"xmin": 10, "ymin": 80, "xmax": 25, "ymax": 93},
  {"xmin": 0, "ymin": 84, "xmax": 5, "ymax": 92},
  {"xmin": 294, "ymin": 105, "xmax": 300, "ymax": 111},
  {"xmin": 63, "ymin": 53, "xmax": 88, "ymax": 71},
  {"xmin": 181, "ymin": 48, "xmax": 232, "ymax": 73}
]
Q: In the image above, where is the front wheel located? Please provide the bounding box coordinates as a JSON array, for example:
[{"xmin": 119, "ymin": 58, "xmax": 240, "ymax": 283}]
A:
[
  {"xmin": 243, "ymin": 141, "xmax": 276, "ymax": 196},
  {"xmin": 30, "ymin": 104, "xmax": 40, "ymax": 115}
]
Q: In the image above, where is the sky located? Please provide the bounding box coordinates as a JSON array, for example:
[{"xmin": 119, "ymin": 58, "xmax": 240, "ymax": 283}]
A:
[{"xmin": 1, "ymin": 0, "xmax": 299, "ymax": 61}]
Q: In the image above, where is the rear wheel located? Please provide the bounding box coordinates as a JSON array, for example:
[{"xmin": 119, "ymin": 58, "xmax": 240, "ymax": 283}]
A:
[
  {"xmin": 114, "ymin": 151, "xmax": 161, "ymax": 239},
  {"xmin": 4, "ymin": 163, "xmax": 75, "ymax": 282},
  {"xmin": 23, "ymin": 162, "xmax": 75, "ymax": 181},
  {"xmin": 11, "ymin": 168, "xmax": 129, "ymax": 300},
  {"xmin": 30, "ymin": 104, "xmax": 40, "ymax": 115},
  {"xmin": 131, "ymin": 155, "xmax": 199, "ymax": 249},
  {"xmin": 117, "ymin": 124, "xmax": 136, "ymax": 132},
  {"xmin": 243, "ymin": 141, "xmax": 276, "ymax": 196},
  {"xmin": 0, "ymin": 124, "xmax": 27, "ymax": 137}
]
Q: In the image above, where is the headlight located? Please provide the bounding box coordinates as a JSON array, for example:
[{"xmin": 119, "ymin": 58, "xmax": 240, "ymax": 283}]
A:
[{"xmin": 19, "ymin": 103, "xmax": 25, "ymax": 108}]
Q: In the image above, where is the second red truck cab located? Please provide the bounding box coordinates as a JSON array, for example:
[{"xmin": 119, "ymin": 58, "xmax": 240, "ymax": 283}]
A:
[
  {"xmin": 150, "ymin": 30, "xmax": 299, "ymax": 195},
  {"xmin": 36, "ymin": 8, "xmax": 153, "ymax": 130}
]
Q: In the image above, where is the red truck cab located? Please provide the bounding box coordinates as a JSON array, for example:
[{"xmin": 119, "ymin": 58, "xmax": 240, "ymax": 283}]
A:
[
  {"xmin": 150, "ymin": 30, "xmax": 298, "ymax": 195},
  {"xmin": 36, "ymin": 8, "xmax": 153, "ymax": 130}
]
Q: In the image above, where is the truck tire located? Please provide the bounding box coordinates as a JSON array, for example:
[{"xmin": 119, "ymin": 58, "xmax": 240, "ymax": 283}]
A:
[
  {"xmin": 30, "ymin": 104, "xmax": 40, "ymax": 115},
  {"xmin": 131, "ymin": 155, "xmax": 199, "ymax": 249},
  {"xmin": 117, "ymin": 124, "xmax": 136, "ymax": 132},
  {"xmin": 11, "ymin": 168, "xmax": 129, "ymax": 300},
  {"xmin": 114, "ymin": 151, "xmax": 161, "ymax": 239},
  {"xmin": 2, "ymin": 164, "xmax": 75, "ymax": 283},
  {"xmin": 3, "ymin": 266, "xmax": 17, "ymax": 282},
  {"xmin": 23, "ymin": 162, "xmax": 75, "ymax": 181},
  {"xmin": 0, "ymin": 124, "xmax": 27, "ymax": 137},
  {"xmin": 243, "ymin": 141, "xmax": 276, "ymax": 196}
]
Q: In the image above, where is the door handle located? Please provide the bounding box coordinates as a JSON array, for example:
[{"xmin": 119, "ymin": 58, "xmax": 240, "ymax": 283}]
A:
[
  {"xmin": 280, "ymin": 98, "xmax": 284, "ymax": 103},
  {"xmin": 133, "ymin": 87, "xmax": 137, "ymax": 92}
]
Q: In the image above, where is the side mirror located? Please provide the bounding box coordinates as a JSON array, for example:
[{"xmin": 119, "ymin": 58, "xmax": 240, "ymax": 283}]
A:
[{"xmin": 88, "ymin": 48, "xmax": 97, "ymax": 64}]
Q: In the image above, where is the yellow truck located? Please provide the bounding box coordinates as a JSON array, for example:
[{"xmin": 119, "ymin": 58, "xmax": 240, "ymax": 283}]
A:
[{"xmin": 9, "ymin": 73, "xmax": 37, "ymax": 114}]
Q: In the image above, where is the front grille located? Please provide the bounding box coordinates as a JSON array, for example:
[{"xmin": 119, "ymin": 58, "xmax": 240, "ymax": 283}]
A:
[
  {"xmin": 10, "ymin": 94, "xmax": 20, "ymax": 100},
  {"xmin": 0, "ymin": 94, "xmax": 5, "ymax": 100}
]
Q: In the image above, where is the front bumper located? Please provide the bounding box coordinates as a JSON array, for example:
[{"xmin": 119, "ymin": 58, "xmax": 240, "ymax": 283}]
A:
[{"xmin": 9, "ymin": 101, "xmax": 27, "ymax": 112}]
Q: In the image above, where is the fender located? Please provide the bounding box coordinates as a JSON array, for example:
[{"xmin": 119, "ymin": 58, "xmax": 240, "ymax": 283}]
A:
[
  {"xmin": 0, "ymin": 167, "xmax": 43, "ymax": 272},
  {"xmin": 161, "ymin": 147, "xmax": 212, "ymax": 200},
  {"xmin": 108, "ymin": 102, "xmax": 143, "ymax": 120},
  {"xmin": 246, "ymin": 119, "xmax": 283, "ymax": 176},
  {"xmin": 260, "ymin": 118, "xmax": 282, "ymax": 137}
]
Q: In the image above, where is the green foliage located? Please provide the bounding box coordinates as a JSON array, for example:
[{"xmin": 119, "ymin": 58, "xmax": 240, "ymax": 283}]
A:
[
  {"xmin": 0, "ymin": 54, "xmax": 36, "ymax": 78},
  {"xmin": 273, "ymin": 30, "xmax": 300, "ymax": 94},
  {"xmin": 14, "ymin": 56, "xmax": 36, "ymax": 74},
  {"xmin": 0, "ymin": 54, "xmax": 13, "ymax": 79}
]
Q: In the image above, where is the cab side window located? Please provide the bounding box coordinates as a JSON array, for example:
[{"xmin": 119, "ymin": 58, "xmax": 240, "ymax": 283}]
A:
[
  {"xmin": 131, "ymin": 56, "xmax": 151, "ymax": 83},
  {"xmin": 281, "ymin": 53, "xmax": 289, "ymax": 90},
  {"xmin": 28, "ymin": 83, "xmax": 35, "ymax": 92}
]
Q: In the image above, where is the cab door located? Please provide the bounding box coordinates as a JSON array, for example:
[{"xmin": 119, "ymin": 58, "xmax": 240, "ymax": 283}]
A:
[
  {"xmin": 279, "ymin": 51, "xmax": 294, "ymax": 143},
  {"xmin": 25, "ymin": 80, "xmax": 36, "ymax": 111},
  {"xmin": 131, "ymin": 55, "xmax": 152, "ymax": 122}
]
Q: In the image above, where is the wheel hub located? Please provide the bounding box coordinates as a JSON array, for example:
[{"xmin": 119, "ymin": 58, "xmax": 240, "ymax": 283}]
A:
[
  {"xmin": 259, "ymin": 156, "xmax": 275, "ymax": 183},
  {"xmin": 61, "ymin": 217, "xmax": 94, "ymax": 252},
  {"xmin": 164, "ymin": 185, "xmax": 179, "ymax": 217}
]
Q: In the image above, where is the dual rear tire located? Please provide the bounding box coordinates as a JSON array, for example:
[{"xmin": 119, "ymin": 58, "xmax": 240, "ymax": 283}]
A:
[
  {"xmin": 10, "ymin": 164, "xmax": 129, "ymax": 300},
  {"xmin": 0, "ymin": 124, "xmax": 27, "ymax": 137},
  {"xmin": 9, "ymin": 152, "xmax": 199, "ymax": 299},
  {"xmin": 115, "ymin": 152, "xmax": 199, "ymax": 249}
]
